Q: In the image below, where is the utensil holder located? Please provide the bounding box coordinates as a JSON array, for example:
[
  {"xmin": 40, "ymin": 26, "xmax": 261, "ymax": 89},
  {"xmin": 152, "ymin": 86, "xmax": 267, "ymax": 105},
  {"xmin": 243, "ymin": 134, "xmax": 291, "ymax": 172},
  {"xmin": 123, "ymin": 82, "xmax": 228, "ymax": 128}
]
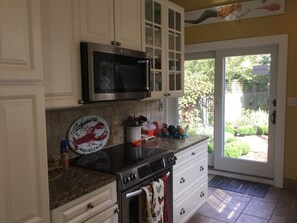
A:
[{"xmin": 126, "ymin": 126, "xmax": 141, "ymax": 143}]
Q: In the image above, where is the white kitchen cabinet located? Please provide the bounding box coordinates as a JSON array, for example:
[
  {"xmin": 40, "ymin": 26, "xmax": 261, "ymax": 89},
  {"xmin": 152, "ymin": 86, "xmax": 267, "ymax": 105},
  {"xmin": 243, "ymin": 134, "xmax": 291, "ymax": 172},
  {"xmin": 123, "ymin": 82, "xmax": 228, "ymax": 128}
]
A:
[
  {"xmin": 0, "ymin": 84, "xmax": 50, "ymax": 223},
  {"xmin": 0, "ymin": 0, "xmax": 43, "ymax": 81},
  {"xmin": 41, "ymin": 0, "xmax": 82, "ymax": 109},
  {"xmin": 173, "ymin": 141, "xmax": 208, "ymax": 223},
  {"xmin": 143, "ymin": 0, "xmax": 184, "ymax": 99},
  {"xmin": 80, "ymin": 0, "xmax": 142, "ymax": 51},
  {"xmin": 51, "ymin": 181, "xmax": 118, "ymax": 223}
]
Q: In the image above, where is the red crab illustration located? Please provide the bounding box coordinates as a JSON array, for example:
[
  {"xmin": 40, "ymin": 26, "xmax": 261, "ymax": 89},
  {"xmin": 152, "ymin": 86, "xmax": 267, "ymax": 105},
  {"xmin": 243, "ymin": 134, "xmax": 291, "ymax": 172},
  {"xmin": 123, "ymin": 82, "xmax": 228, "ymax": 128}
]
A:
[{"xmin": 73, "ymin": 122, "xmax": 108, "ymax": 150}]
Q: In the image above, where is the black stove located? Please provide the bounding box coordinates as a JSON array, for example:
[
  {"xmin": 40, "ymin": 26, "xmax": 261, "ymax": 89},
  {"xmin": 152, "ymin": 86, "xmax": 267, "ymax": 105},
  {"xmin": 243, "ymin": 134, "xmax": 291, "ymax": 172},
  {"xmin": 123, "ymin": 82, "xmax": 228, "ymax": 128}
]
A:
[{"xmin": 72, "ymin": 143, "xmax": 176, "ymax": 191}]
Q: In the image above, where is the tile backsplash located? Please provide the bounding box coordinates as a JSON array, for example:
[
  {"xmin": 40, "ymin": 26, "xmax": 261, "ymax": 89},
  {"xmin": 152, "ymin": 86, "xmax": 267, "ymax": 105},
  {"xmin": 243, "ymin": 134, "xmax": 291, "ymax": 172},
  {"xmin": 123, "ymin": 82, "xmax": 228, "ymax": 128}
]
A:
[{"xmin": 46, "ymin": 100, "xmax": 165, "ymax": 161}]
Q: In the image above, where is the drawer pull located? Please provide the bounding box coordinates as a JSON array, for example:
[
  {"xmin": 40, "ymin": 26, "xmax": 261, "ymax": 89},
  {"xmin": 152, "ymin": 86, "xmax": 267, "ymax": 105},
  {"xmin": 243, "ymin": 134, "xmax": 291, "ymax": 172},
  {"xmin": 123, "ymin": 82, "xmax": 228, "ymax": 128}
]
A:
[
  {"xmin": 114, "ymin": 208, "xmax": 120, "ymax": 214},
  {"xmin": 200, "ymin": 166, "xmax": 204, "ymax": 171},
  {"xmin": 180, "ymin": 177, "xmax": 185, "ymax": 184},
  {"xmin": 180, "ymin": 208, "xmax": 186, "ymax": 215},
  {"xmin": 191, "ymin": 152, "xmax": 196, "ymax": 156},
  {"xmin": 200, "ymin": 192, "xmax": 205, "ymax": 197},
  {"xmin": 87, "ymin": 203, "xmax": 95, "ymax": 209}
]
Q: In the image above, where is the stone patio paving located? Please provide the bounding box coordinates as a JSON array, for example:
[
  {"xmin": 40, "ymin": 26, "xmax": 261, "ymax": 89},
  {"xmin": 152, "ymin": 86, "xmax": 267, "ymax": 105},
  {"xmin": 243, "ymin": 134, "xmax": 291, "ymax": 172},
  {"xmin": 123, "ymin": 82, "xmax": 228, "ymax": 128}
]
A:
[{"xmin": 237, "ymin": 135, "xmax": 268, "ymax": 162}]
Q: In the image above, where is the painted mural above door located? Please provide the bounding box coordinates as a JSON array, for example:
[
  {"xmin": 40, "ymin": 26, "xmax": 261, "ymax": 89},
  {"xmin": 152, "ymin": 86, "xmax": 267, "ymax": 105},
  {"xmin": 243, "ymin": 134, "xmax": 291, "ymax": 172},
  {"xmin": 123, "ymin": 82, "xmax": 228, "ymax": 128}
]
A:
[{"xmin": 185, "ymin": 0, "xmax": 285, "ymax": 26}]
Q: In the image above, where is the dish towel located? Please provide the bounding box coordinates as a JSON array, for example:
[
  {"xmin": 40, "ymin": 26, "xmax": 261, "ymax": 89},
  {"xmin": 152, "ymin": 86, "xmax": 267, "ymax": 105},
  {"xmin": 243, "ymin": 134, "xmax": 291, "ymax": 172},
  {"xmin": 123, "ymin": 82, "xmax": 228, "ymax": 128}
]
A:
[{"xmin": 142, "ymin": 178, "xmax": 165, "ymax": 223}]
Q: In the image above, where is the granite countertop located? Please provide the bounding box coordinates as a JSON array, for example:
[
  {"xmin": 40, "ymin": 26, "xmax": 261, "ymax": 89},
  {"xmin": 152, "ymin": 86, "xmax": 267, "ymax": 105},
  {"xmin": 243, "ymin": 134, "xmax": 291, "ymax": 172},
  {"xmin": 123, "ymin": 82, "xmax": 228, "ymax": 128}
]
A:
[
  {"xmin": 48, "ymin": 134, "xmax": 208, "ymax": 210},
  {"xmin": 48, "ymin": 166, "xmax": 117, "ymax": 210},
  {"xmin": 143, "ymin": 134, "xmax": 209, "ymax": 153}
]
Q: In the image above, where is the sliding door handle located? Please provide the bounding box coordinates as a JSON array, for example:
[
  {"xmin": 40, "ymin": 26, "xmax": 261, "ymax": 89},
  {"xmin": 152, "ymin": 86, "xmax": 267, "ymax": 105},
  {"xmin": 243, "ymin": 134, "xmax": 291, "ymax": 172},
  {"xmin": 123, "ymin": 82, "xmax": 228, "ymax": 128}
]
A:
[{"xmin": 271, "ymin": 110, "xmax": 276, "ymax": 124}]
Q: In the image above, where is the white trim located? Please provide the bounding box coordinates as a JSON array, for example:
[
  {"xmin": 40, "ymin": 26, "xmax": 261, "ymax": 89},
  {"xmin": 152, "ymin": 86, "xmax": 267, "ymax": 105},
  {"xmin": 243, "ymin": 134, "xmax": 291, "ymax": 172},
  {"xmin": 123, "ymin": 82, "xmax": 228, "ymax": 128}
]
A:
[{"xmin": 186, "ymin": 35, "xmax": 288, "ymax": 188}]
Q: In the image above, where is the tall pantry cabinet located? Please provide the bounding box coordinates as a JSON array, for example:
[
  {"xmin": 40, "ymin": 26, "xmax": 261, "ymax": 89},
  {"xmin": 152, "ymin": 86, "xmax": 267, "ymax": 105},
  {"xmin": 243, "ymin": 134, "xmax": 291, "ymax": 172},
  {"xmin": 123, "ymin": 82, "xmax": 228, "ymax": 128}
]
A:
[{"xmin": 0, "ymin": 0, "xmax": 50, "ymax": 222}]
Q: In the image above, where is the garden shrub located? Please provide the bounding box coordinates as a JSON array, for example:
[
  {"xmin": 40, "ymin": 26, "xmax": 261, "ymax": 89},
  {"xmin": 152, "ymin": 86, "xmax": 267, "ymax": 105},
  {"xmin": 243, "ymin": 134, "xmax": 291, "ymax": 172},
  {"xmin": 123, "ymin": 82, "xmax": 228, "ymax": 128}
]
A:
[
  {"xmin": 225, "ymin": 132, "xmax": 235, "ymax": 142},
  {"xmin": 208, "ymin": 141, "xmax": 214, "ymax": 154},
  {"xmin": 262, "ymin": 126, "xmax": 268, "ymax": 135},
  {"xmin": 256, "ymin": 126, "xmax": 264, "ymax": 135},
  {"xmin": 225, "ymin": 125, "xmax": 235, "ymax": 135},
  {"xmin": 224, "ymin": 140, "xmax": 251, "ymax": 158},
  {"xmin": 237, "ymin": 125, "xmax": 257, "ymax": 136}
]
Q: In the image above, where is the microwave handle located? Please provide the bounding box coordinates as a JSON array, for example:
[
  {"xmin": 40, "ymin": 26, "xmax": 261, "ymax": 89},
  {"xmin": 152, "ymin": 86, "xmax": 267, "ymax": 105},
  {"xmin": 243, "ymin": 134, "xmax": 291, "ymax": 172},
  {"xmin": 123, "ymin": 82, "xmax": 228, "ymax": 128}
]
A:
[{"xmin": 145, "ymin": 60, "xmax": 150, "ymax": 90}]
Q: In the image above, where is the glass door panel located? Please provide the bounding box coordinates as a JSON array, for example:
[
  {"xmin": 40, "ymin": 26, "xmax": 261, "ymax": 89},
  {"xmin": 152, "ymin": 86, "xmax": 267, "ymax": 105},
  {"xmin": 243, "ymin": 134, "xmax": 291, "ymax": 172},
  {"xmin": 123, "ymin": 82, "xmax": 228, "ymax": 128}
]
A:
[
  {"xmin": 224, "ymin": 54, "xmax": 271, "ymax": 163},
  {"xmin": 144, "ymin": 0, "xmax": 164, "ymax": 97},
  {"xmin": 214, "ymin": 46, "xmax": 277, "ymax": 178}
]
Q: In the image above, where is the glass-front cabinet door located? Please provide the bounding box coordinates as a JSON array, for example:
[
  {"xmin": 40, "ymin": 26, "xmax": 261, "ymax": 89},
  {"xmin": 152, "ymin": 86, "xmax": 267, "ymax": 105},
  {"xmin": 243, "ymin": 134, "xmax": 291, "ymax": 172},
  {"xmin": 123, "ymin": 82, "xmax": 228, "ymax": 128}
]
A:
[
  {"xmin": 144, "ymin": 0, "xmax": 166, "ymax": 99},
  {"xmin": 143, "ymin": 0, "xmax": 184, "ymax": 99},
  {"xmin": 167, "ymin": 2, "xmax": 184, "ymax": 97}
]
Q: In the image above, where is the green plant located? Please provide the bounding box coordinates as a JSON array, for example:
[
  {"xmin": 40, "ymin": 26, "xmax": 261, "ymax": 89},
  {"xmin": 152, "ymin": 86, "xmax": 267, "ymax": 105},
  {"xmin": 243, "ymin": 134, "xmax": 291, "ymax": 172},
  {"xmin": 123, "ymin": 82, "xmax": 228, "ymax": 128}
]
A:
[
  {"xmin": 256, "ymin": 126, "xmax": 264, "ymax": 135},
  {"xmin": 262, "ymin": 126, "xmax": 268, "ymax": 135},
  {"xmin": 208, "ymin": 141, "xmax": 214, "ymax": 154},
  {"xmin": 224, "ymin": 140, "xmax": 251, "ymax": 158},
  {"xmin": 225, "ymin": 125, "xmax": 235, "ymax": 135},
  {"xmin": 236, "ymin": 125, "xmax": 257, "ymax": 136}
]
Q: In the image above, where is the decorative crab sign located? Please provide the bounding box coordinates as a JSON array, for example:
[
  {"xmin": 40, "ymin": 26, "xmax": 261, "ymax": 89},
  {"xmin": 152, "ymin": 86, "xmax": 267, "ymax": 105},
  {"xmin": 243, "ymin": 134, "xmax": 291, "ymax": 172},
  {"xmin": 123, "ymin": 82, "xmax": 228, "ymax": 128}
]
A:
[{"xmin": 68, "ymin": 115, "xmax": 109, "ymax": 154}]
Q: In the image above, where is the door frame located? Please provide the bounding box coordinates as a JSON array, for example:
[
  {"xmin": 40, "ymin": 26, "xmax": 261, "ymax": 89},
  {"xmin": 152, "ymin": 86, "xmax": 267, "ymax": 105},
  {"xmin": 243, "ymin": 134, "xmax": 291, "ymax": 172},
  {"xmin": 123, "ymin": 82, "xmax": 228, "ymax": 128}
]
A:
[{"xmin": 185, "ymin": 35, "xmax": 288, "ymax": 187}]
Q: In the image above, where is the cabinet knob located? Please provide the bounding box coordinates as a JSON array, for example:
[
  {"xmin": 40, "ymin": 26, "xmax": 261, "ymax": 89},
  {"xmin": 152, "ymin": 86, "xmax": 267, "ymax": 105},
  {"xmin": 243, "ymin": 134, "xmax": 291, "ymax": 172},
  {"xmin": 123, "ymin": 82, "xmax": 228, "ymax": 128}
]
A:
[
  {"xmin": 192, "ymin": 152, "xmax": 196, "ymax": 156},
  {"xmin": 111, "ymin": 41, "xmax": 116, "ymax": 45},
  {"xmin": 200, "ymin": 166, "xmax": 204, "ymax": 171},
  {"xmin": 116, "ymin": 42, "xmax": 121, "ymax": 46},
  {"xmin": 87, "ymin": 203, "xmax": 94, "ymax": 209},
  {"xmin": 180, "ymin": 177, "xmax": 185, "ymax": 184},
  {"xmin": 180, "ymin": 208, "xmax": 186, "ymax": 215},
  {"xmin": 114, "ymin": 207, "xmax": 120, "ymax": 214},
  {"xmin": 200, "ymin": 192, "xmax": 205, "ymax": 197}
]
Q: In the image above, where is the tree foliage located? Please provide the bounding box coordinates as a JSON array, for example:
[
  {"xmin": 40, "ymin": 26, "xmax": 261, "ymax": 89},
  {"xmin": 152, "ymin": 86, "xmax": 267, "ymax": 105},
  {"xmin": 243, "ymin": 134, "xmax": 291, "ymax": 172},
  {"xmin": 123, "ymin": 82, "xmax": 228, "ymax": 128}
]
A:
[{"xmin": 179, "ymin": 54, "xmax": 271, "ymax": 129}]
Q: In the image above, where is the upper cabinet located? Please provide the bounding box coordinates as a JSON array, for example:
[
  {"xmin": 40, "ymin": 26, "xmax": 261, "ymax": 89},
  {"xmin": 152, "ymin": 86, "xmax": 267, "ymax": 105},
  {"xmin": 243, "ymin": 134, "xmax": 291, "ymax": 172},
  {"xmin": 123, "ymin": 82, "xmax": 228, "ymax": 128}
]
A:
[
  {"xmin": 41, "ymin": 0, "xmax": 81, "ymax": 109},
  {"xmin": 166, "ymin": 2, "xmax": 184, "ymax": 98},
  {"xmin": 0, "ymin": 0, "xmax": 43, "ymax": 81},
  {"xmin": 80, "ymin": 0, "xmax": 142, "ymax": 51},
  {"xmin": 143, "ymin": 0, "xmax": 184, "ymax": 99}
]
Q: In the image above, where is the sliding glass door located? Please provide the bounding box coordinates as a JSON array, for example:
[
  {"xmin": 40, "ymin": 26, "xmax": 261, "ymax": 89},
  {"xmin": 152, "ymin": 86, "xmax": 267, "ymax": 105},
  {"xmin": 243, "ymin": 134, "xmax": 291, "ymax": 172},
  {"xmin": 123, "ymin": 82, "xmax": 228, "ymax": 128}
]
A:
[
  {"xmin": 179, "ymin": 45, "xmax": 278, "ymax": 178},
  {"xmin": 214, "ymin": 46, "xmax": 277, "ymax": 178}
]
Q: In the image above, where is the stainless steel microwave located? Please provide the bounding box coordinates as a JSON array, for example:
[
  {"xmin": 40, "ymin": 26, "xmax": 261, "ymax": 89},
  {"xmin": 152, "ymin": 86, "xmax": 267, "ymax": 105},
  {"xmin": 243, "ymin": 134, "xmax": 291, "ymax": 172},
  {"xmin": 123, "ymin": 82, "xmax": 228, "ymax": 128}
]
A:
[{"xmin": 80, "ymin": 42, "xmax": 151, "ymax": 103}]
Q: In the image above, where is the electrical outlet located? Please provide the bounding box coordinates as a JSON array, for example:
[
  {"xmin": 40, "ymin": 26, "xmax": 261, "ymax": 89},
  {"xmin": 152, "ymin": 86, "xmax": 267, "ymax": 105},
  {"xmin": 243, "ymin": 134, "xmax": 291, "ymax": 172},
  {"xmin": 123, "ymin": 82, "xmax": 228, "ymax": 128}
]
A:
[
  {"xmin": 146, "ymin": 113, "xmax": 151, "ymax": 121},
  {"xmin": 288, "ymin": 98, "xmax": 297, "ymax": 106}
]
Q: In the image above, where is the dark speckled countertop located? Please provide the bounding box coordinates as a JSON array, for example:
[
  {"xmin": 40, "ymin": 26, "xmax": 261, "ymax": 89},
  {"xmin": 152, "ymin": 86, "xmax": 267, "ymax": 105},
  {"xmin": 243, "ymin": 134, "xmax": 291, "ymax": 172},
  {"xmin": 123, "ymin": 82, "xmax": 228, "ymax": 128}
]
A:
[
  {"xmin": 48, "ymin": 166, "xmax": 117, "ymax": 210},
  {"xmin": 143, "ymin": 134, "xmax": 209, "ymax": 153},
  {"xmin": 48, "ymin": 135, "xmax": 208, "ymax": 210}
]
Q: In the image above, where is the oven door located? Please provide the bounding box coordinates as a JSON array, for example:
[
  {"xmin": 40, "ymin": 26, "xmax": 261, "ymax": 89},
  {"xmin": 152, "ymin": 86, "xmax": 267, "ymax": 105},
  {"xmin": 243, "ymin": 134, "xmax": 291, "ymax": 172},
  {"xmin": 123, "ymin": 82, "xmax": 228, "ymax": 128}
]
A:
[{"xmin": 120, "ymin": 168, "xmax": 173, "ymax": 223}]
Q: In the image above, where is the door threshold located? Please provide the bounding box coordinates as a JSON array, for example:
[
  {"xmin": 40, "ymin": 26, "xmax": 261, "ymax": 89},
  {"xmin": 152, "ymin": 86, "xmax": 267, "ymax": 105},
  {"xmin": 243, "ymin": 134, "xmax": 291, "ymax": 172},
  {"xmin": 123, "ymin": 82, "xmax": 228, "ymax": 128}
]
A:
[{"xmin": 208, "ymin": 167, "xmax": 274, "ymax": 185}]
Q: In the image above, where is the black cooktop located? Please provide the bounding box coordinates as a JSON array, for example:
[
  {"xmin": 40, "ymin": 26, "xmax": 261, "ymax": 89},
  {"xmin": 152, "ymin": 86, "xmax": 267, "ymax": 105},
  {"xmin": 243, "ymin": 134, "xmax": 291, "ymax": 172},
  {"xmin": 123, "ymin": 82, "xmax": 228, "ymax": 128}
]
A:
[{"xmin": 72, "ymin": 143, "xmax": 172, "ymax": 174}]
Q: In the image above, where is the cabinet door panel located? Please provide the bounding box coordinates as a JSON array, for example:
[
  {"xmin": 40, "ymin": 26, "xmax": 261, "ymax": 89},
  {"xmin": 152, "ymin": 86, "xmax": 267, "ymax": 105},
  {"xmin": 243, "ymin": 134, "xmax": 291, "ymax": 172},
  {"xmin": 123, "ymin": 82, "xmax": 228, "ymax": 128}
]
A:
[
  {"xmin": 114, "ymin": 0, "xmax": 141, "ymax": 50},
  {"xmin": 41, "ymin": 0, "xmax": 81, "ymax": 109},
  {"xmin": 0, "ymin": 85, "xmax": 49, "ymax": 223},
  {"xmin": 173, "ymin": 179, "xmax": 208, "ymax": 223},
  {"xmin": 80, "ymin": 0, "xmax": 114, "ymax": 44},
  {"xmin": 173, "ymin": 155, "xmax": 207, "ymax": 200},
  {"xmin": 0, "ymin": 0, "xmax": 43, "ymax": 81}
]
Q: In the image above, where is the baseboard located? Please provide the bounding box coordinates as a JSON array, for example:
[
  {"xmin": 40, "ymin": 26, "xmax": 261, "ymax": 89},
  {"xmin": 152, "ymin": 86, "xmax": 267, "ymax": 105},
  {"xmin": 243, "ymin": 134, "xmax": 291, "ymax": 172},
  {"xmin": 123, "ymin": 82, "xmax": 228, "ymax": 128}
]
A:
[{"xmin": 284, "ymin": 178, "xmax": 297, "ymax": 190}]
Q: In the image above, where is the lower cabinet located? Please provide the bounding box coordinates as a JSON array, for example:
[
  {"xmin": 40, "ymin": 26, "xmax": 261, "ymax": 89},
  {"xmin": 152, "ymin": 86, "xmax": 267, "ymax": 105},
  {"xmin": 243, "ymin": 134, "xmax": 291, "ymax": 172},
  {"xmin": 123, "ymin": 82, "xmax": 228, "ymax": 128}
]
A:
[
  {"xmin": 173, "ymin": 141, "xmax": 208, "ymax": 223},
  {"xmin": 51, "ymin": 181, "xmax": 118, "ymax": 223}
]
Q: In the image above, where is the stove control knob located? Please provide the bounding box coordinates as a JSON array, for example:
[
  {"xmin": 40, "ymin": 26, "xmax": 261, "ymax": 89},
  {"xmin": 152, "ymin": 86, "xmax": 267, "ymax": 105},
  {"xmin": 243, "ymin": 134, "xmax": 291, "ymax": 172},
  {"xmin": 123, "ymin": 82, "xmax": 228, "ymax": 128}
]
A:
[
  {"xmin": 123, "ymin": 176, "xmax": 131, "ymax": 184},
  {"xmin": 130, "ymin": 173, "xmax": 137, "ymax": 181},
  {"xmin": 168, "ymin": 156, "xmax": 176, "ymax": 163}
]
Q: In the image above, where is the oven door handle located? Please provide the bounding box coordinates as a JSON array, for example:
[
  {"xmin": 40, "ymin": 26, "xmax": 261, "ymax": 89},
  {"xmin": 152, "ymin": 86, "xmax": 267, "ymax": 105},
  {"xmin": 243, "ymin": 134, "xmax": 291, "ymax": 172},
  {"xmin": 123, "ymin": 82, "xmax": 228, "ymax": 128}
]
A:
[{"xmin": 125, "ymin": 171, "xmax": 171, "ymax": 198}]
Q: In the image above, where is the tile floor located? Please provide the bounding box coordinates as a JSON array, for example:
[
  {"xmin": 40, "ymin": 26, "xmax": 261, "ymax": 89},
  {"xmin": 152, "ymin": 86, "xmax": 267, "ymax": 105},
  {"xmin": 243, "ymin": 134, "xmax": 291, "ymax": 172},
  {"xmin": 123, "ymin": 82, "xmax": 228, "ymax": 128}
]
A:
[{"xmin": 187, "ymin": 175, "xmax": 297, "ymax": 223}]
